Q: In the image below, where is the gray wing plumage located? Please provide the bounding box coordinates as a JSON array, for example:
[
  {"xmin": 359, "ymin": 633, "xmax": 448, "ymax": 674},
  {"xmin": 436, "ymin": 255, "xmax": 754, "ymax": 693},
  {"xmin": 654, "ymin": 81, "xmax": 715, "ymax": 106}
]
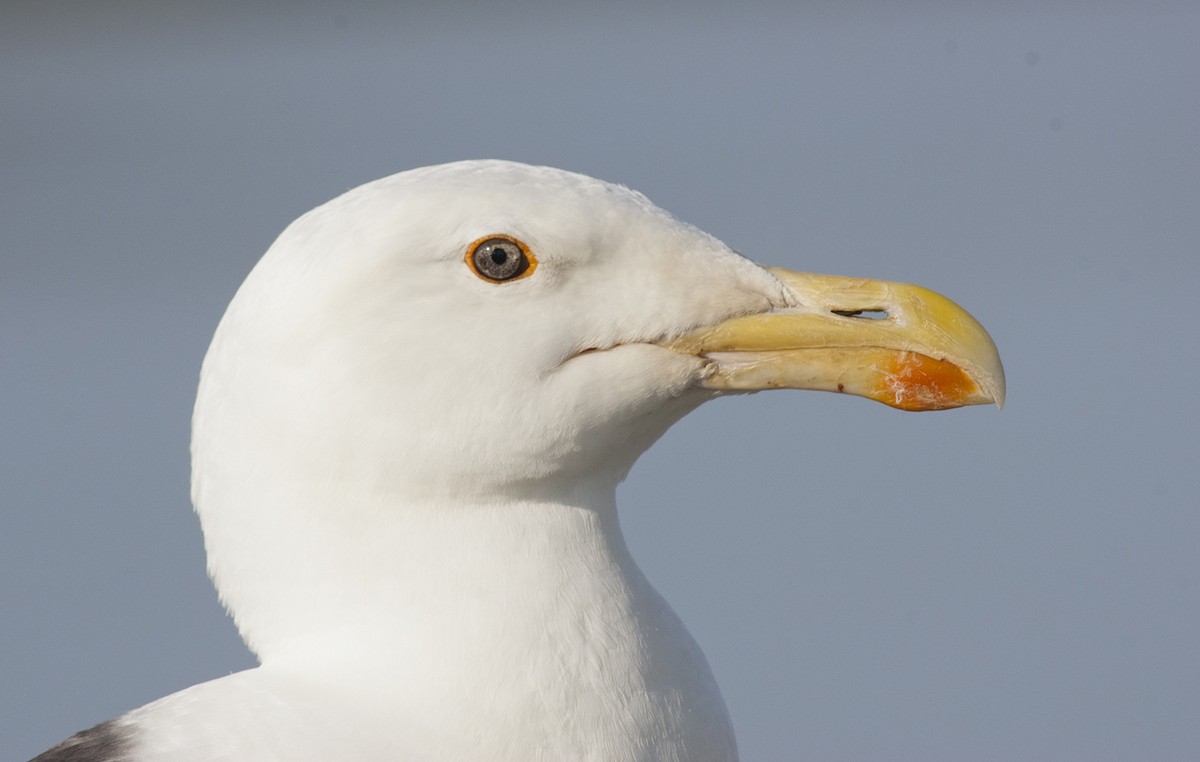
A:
[{"xmin": 30, "ymin": 720, "xmax": 134, "ymax": 762}]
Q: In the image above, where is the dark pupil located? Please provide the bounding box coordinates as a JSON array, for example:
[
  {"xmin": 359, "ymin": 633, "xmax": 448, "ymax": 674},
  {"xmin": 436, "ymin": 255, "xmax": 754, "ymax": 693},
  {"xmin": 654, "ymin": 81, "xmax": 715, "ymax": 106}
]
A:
[{"xmin": 490, "ymin": 249, "xmax": 508, "ymax": 265}]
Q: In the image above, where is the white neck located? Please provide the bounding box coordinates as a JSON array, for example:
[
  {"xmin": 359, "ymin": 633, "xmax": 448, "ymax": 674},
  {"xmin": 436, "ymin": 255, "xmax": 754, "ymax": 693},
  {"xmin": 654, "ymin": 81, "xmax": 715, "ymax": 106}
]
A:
[{"xmin": 198, "ymin": 482, "xmax": 736, "ymax": 759}]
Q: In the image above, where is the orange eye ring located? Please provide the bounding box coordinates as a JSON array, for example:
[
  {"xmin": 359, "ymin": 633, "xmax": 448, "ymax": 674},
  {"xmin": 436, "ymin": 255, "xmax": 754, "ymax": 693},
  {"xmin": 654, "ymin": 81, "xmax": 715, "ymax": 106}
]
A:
[{"xmin": 465, "ymin": 235, "xmax": 538, "ymax": 283}]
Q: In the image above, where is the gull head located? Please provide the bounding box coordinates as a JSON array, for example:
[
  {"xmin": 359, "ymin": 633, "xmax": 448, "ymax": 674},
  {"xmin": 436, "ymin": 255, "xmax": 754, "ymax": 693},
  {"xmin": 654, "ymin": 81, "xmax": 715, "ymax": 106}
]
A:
[
  {"xmin": 191, "ymin": 160, "xmax": 1003, "ymax": 661},
  {"xmin": 194, "ymin": 161, "xmax": 797, "ymax": 506}
]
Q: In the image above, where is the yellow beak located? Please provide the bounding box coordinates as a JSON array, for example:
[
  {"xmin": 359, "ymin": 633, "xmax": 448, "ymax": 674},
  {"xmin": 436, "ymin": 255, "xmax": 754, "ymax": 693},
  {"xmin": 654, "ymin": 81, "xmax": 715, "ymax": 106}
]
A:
[{"xmin": 665, "ymin": 268, "xmax": 1005, "ymax": 411}]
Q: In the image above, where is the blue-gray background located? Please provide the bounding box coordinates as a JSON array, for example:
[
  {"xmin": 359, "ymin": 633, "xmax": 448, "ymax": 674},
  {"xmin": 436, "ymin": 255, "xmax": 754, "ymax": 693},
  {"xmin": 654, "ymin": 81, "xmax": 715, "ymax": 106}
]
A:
[{"xmin": 3, "ymin": 2, "xmax": 1197, "ymax": 759}]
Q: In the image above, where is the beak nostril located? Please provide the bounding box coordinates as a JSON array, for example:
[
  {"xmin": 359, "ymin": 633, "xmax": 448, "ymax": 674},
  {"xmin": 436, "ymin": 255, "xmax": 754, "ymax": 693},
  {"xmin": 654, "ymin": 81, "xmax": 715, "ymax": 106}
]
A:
[{"xmin": 832, "ymin": 309, "xmax": 889, "ymax": 320}]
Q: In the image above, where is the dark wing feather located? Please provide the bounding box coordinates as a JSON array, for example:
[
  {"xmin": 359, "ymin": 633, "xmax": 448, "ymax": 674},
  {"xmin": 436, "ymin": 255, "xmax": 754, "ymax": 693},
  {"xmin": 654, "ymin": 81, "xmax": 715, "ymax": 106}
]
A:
[{"xmin": 30, "ymin": 719, "xmax": 134, "ymax": 762}]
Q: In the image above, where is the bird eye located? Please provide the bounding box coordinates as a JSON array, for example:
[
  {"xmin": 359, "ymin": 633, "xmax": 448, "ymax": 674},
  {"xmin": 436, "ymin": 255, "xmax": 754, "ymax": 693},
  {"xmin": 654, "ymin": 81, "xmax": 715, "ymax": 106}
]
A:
[{"xmin": 467, "ymin": 236, "xmax": 536, "ymax": 283}]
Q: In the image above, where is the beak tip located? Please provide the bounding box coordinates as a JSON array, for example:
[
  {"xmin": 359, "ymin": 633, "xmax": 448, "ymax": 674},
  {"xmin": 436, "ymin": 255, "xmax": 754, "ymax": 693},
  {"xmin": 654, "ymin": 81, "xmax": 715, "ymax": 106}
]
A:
[{"xmin": 979, "ymin": 355, "xmax": 1006, "ymax": 411}]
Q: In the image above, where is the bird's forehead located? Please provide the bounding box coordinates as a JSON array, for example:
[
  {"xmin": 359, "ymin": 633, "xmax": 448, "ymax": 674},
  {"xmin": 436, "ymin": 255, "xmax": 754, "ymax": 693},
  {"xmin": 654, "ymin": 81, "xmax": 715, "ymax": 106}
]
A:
[
  {"xmin": 393, "ymin": 160, "xmax": 654, "ymax": 205},
  {"xmin": 348, "ymin": 161, "xmax": 681, "ymax": 251}
]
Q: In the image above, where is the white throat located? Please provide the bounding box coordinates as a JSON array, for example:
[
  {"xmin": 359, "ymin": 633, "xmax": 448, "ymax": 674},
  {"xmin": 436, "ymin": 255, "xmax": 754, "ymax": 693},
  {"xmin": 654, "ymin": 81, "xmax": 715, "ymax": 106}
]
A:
[{"xmin": 199, "ymin": 474, "xmax": 736, "ymax": 758}]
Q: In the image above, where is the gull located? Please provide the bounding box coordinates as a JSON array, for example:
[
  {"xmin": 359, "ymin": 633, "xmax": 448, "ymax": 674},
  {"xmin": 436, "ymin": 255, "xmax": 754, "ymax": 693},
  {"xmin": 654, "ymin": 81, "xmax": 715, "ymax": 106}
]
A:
[{"xmin": 34, "ymin": 160, "xmax": 1003, "ymax": 762}]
